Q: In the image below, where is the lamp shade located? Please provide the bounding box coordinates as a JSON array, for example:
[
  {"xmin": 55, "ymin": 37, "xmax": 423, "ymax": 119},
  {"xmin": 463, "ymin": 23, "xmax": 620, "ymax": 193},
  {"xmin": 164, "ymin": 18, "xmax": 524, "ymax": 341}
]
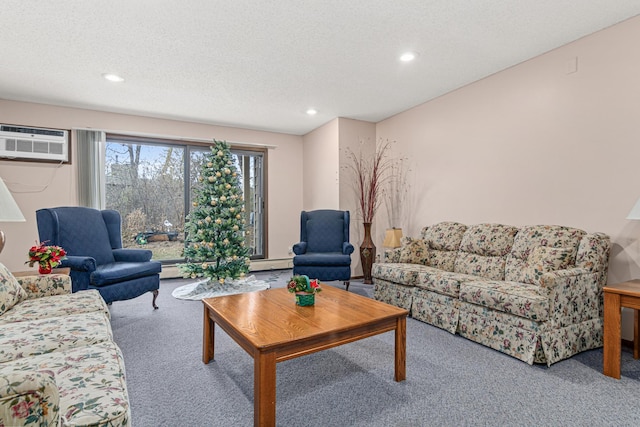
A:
[
  {"xmin": 0, "ymin": 177, "xmax": 25, "ymax": 222},
  {"xmin": 383, "ymin": 228, "xmax": 403, "ymax": 248}
]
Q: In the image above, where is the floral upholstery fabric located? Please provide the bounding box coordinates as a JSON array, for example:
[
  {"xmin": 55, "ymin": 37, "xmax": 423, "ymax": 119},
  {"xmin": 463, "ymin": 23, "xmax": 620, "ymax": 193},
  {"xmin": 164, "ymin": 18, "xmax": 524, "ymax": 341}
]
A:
[
  {"xmin": 518, "ymin": 246, "xmax": 573, "ymax": 285},
  {"xmin": 504, "ymin": 225, "xmax": 585, "ymax": 282},
  {"xmin": 0, "ymin": 270, "xmax": 128, "ymax": 427},
  {"xmin": 0, "ymin": 370, "xmax": 59, "ymax": 427},
  {"xmin": 576, "ymin": 232, "xmax": 611, "ymax": 285},
  {"xmin": 459, "ymin": 280, "xmax": 550, "ymax": 321},
  {"xmin": 372, "ymin": 263, "xmax": 426, "ymax": 286},
  {"xmin": 0, "ymin": 341, "xmax": 130, "ymax": 427},
  {"xmin": 412, "ymin": 288, "xmax": 460, "ymax": 333},
  {"xmin": 0, "ymin": 263, "xmax": 28, "ymax": 316},
  {"xmin": 0, "ymin": 311, "xmax": 113, "ymax": 363},
  {"xmin": 373, "ymin": 221, "xmax": 611, "ymax": 365},
  {"xmin": 16, "ymin": 274, "xmax": 72, "ymax": 299},
  {"xmin": 421, "ymin": 222, "xmax": 467, "ymax": 271},
  {"xmin": 457, "ymin": 301, "xmax": 543, "ymax": 365},
  {"xmin": 398, "ymin": 237, "xmax": 429, "ymax": 265},
  {"xmin": 540, "ymin": 269, "xmax": 603, "ymax": 325},
  {"xmin": 383, "ymin": 248, "xmax": 401, "ymax": 263},
  {"xmin": 373, "ymin": 279, "xmax": 414, "ymax": 311},
  {"xmin": 454, "ymin": 224, "xmax": 518, "ymax": 280},
  {"xmin": 0, "ymin": 290, "xmax": 109, "ymax": 325},
  {"xmin": 414, "ymin": 268, "xmax": 477, "ymax": 298}
]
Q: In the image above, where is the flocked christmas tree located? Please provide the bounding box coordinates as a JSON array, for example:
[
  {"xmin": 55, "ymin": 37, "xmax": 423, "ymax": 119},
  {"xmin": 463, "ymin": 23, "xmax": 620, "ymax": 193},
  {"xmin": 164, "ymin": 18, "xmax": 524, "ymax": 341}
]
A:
[{"xmin": 179, "ymin": 140, "xmax": 250, "ymax": 283}]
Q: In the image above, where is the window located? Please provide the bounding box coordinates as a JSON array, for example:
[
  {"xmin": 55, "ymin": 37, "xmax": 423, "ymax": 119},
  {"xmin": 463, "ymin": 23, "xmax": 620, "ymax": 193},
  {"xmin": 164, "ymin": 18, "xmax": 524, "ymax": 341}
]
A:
[{"xmin": 104, "ymin": 135, "xmax": 266, "ymax": 262}]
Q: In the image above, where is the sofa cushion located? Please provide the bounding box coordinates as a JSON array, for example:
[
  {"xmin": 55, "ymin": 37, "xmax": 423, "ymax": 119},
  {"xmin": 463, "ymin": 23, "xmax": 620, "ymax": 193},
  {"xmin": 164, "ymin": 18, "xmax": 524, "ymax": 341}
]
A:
[
  {"xmin": 0, "ymin": 262, "xmax": 27, "ymax": 316},
  {"xmin": 0, "ymin": 341, "xmax": 130, "ymax": 426},
  {"xmin": 414, "ymin": 268, "xmax": 479, "ymax": 298},
  {"xmin": 398, "ymin": 237, "xmax": 429, "ymax": 265},
  {"xmin": 421, "ymin": 222, "xmax": 467, "ymax": 271},
  {"xmin": 91, "ymin": 261, "xmax": 162, "ymax": 287},
  {"xmin": 372, "ymin": 263, "xmax": 432, "ymax": 286},
  {"xmin": 459, "ymin": 280, "xmax": 549, "ymax": 321},
  {"xmin": 0, "ymin": 289, "xmax": 109, "ymax": 325},
  {"xmin": 519, "ymin": 246, "xmax": 573, "ymax": 285},
  {"xmin": 292, "ymin": 253, "xmax": 351, "ymax": 267},
  {"xmin": 0, "ymin": 311, "xmax": 113, "ymax": 363},
  {"xmin": 454, "ymin": 223, "xmax": 519, "ymax": 281},
  {"xmin": 505, "ymin": 225, "xmax": 585, "ymax": 282}
]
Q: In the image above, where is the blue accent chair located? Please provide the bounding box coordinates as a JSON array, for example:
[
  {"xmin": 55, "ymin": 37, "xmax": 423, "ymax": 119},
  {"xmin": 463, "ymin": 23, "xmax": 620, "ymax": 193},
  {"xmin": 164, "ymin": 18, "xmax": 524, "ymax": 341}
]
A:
[
  {"xmin": 292, "ymin": 210, "xmax": 354, "ymax": 291},
  {"xmin": 36, "ymin": 207, "xmax": 162, "ymax": 309}
]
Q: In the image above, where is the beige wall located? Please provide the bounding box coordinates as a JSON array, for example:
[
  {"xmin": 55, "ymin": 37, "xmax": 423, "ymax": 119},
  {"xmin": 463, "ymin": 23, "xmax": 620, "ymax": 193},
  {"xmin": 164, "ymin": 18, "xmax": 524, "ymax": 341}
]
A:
[
  {"xmin": 301, "ymin": 118, "xmax": 340, "ymax": 210},
  {"xmin": 0, "ymin": 100, "xmax": 303, "ymax": 271},
  {"xmin": 376, "ymin": 15, "xmax": 640, "ymax": 338}
]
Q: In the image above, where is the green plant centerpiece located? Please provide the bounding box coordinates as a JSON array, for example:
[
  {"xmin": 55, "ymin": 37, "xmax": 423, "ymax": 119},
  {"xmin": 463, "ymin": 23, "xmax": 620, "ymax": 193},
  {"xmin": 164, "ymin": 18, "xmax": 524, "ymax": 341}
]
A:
[
  {"xmin": 179, "ymin": 140, "xmax": 251, "ymax": 283},
  {"xmin": 287, "ymin": 274, "xmax": 321, "ymax": 306}
]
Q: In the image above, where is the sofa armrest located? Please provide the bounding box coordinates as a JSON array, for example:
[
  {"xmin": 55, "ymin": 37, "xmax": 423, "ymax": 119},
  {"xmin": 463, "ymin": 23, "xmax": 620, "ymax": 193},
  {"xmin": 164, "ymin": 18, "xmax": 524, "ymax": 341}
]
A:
[
  {"xmin": 538, "ymin": 267, "xmax": 603, "ymax": 324},
  {"xmin": 0, "ymin": 370, "xmax": 60, "ymax": 426},
  {"xmin": 113, "ymin": 248, "xmax": 152, "ymax": 262},
  {"xmin": 292, "ymin": 242, "xmax": 307, "ymax": 255},
  {"xmin": 342, "ymin": 242, "xmax": 355, "ymax": 255},
  {"xmin": 538, "ymin": 268, "xmax": 592, "ymax": 288},
  {"xmin": 16, "ymin": 274, "xmax": 72, "ymax": 299},
  {"xmin": 383, "ymin": 248, "xmax": 402, "ymax": 263},
  {"xmin": 61, "ymin": 255, "xmax": 97, "ymax": 272}
]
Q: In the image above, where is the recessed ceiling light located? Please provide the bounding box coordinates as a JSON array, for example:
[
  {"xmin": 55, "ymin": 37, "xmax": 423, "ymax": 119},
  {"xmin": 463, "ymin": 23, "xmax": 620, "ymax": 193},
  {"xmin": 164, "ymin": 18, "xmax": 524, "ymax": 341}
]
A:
[
  {"xmin": 102, "ymin": 73, "xmax": 124, "ymax": 83},
  {"xmin": 306, "ymin": 109, "xmax": 317, "ymax": 116},
  {"xmin": 400, "ymin": 52, "xmax": 416, "ymax": 62}
]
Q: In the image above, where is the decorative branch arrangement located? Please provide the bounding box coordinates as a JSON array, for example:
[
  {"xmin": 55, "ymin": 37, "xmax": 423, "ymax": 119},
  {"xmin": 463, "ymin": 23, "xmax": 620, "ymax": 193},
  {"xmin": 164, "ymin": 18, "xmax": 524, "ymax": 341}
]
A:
[
  {"xmin": 383, "ymin": 154, "xmax": 410, "ymax": 229},
  {"xmin": 343, "ymin": 139, "xmax": 396, "ymax": 224}
]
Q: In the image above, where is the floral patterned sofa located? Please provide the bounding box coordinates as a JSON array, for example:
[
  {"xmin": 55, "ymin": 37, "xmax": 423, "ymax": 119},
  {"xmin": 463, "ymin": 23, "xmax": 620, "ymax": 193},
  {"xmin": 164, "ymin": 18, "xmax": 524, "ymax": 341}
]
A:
[
  {"xmin": 0, "ymin": 262, "xmax": 130, "ymax": 426},
  {"xmin": 372, "ymin": 222, "xmax": 611, "ymax": 366}
]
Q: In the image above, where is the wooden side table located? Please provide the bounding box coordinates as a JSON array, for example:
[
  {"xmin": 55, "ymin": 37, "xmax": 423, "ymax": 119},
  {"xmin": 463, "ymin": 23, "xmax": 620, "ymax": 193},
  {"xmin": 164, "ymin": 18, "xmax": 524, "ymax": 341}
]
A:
[{"xmin": 603, "ymin": 280, "xmax": 640, "ymax": 379}]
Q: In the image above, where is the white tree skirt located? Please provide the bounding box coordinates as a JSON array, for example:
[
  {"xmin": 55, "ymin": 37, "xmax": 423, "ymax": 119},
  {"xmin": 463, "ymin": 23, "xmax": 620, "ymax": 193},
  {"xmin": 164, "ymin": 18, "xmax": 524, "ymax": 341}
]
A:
[{"xmin": 171, "ymin": 275, "xmax": 271, "ymax": 300}]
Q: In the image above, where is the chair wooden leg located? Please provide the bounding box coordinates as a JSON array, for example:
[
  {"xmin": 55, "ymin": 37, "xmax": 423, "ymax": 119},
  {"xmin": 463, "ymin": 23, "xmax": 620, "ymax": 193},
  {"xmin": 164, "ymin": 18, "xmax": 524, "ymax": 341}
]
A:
[
  {"xmin": 344, "ymin": 281, "xmax": 350, "ymax": 292},
  {"xmin": 152, "ymin": 289, "xmax": 159, "ymax": 309}
]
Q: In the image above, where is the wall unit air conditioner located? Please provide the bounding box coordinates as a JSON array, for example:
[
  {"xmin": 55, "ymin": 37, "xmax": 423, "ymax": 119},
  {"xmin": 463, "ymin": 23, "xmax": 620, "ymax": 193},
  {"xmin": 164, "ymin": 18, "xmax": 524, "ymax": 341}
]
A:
[{"xmin": 0, "ymin": 124, "xmax": 69, "ymax": 162}]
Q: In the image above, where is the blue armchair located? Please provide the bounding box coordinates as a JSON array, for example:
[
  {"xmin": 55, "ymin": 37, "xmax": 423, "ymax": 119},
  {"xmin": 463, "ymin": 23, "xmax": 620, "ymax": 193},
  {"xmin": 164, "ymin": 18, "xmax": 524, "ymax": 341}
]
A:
[
  {"xmin": 36, "ymin": 207, "xmax": 162, "ymax": 309},
  {"xmin": 292, "ymin": 210, "xmax": 354, "ymax": 291}
]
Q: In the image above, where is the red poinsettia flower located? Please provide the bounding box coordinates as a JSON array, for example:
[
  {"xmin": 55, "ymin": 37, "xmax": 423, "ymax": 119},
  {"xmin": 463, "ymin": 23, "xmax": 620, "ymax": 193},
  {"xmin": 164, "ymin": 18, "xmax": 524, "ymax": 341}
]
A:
[{"xmin": 25, "ymin": 241, "xmax": 67, "ymax": 268}]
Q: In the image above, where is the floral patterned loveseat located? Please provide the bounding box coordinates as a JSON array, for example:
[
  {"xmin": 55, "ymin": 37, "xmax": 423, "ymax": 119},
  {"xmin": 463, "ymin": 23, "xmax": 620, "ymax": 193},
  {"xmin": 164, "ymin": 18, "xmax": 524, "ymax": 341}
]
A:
[
  {"xmin": 0, "ymin": 262, "xmax": 130, "ymax": 426},
  {"xmin": 372, "ymin": 222, "xmax": 611, "ymax": 366}
]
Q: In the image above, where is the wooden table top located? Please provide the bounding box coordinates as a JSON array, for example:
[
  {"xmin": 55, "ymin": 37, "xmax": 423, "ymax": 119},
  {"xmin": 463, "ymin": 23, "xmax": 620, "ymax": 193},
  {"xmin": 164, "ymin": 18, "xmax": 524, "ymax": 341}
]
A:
[
  {"xmin": 603, "ymin": 279, "xmax": 640, "ymax": 296},
  {"xmin": 203, "ymin": 285, "xmax": 408, "ymax": 351}
]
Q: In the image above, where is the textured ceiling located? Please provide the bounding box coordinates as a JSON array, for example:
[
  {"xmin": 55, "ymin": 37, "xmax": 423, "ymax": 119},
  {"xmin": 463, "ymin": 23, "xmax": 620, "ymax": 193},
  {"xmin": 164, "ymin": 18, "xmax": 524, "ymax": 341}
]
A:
[{"xmin": 1, "ymin": 1, "xmax": 639, "ymax": 135}]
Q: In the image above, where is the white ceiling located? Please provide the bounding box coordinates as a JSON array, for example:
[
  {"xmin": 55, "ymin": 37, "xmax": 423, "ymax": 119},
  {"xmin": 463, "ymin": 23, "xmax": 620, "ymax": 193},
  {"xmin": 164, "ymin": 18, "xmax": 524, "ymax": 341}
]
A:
[{"xmin": 1, "ymin": 1, "xmax": 640, "ymax": 136}]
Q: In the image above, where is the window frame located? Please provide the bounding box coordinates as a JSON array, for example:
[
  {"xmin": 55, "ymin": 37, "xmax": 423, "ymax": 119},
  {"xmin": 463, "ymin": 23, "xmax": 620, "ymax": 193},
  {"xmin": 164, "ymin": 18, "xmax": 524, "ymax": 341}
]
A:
[{"xmin": 105, "ymin": 133, "xmax": 268, "ymax": 263}]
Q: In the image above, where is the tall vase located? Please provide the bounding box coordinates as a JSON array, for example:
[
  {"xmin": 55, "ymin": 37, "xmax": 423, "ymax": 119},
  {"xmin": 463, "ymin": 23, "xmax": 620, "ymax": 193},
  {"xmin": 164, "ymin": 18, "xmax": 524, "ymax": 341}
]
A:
[{"xmin": 360, "ymin": 222, "xmax": 376, "ymax": 284}]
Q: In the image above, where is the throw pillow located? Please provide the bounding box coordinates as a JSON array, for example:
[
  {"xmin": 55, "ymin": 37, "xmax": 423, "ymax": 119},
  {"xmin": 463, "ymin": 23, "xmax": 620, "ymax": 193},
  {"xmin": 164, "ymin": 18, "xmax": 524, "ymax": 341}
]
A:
[
  {"xmin": 398, "ymin": 238, "xmax": 429, "ymax": 265},
  {"xmin": 0, "ymin": 262, "xmax": 27, "ymax": 316},
  {"xmin": 522, "ymin": 246, "xmax": 573, "ymax": 285}
]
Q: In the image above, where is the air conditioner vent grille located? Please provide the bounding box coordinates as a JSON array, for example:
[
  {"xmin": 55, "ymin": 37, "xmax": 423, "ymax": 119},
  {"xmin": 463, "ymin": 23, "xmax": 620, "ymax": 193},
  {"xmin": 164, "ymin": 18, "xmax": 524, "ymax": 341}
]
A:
[{"xmin": 0, "ymin": 124, "xmax": 69, "ymax": 162}]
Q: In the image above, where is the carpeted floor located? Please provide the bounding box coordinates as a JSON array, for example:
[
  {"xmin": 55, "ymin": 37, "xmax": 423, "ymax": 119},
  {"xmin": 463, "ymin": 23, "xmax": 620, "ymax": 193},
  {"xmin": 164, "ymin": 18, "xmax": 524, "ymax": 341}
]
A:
[{"xmin": 109, "ymin": 270, "xmax": 640, "ymax": 426}]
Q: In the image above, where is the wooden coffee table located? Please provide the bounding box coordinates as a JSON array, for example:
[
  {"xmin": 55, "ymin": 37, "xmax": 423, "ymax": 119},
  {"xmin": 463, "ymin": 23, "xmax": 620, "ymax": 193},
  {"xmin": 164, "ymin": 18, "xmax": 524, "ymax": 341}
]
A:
[{"xmin": 202, "ymin": 285, "xmax": 408, "ymax": 427}]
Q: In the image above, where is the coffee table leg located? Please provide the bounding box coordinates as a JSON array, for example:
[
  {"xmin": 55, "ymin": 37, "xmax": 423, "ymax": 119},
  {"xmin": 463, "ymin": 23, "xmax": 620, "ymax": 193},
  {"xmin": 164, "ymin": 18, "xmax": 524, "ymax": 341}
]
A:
[
  {"xmin": 203, "ymin": 306, "xmax": 215, "ymax": 364},
  {"xmin": 395, "ymin": 316, "xmax": 406, "ymax": 382},
  {"xmin": 254, "ymin": 350, "xmax": 276, "ymax": 427},
  {"xmin": 603, "ymin": 292, "xmax": 621, "ymax": 379}
]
